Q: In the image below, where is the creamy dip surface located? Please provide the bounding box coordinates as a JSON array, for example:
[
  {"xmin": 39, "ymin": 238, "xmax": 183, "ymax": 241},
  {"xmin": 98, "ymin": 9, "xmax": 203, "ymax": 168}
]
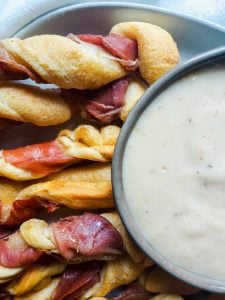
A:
[{"xmin": 123, "ymin": 66, "xmax": 225, "ymax": 280}]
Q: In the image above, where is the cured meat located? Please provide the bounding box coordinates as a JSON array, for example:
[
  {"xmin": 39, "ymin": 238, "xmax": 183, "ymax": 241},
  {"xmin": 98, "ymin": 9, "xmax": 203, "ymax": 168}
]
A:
[
  {"xmin": 51, "ymin": 213, "xmax": 124, "ymax": 261},
  {"xmin": 0, "ymin": 231, "xmax": 42, "ymax": 268},
  {"xmin": 0, "ymin": 43, "xmax": 42, "ymax": 82},
  {"xmin": 76, "ymin": 33, "xmax": 138, "ymax": 61},
  {"xmin": 3, "ymin": 141, "xmax": 75, "ymax": 175},
  {"xmin": 0, "ymin": 124, "xmax": 119, "ymax": 180},
  {"xmin": 78, "ymin": 77, "xmax": 129, "ymax": 123},
  {"xmin": 52, "ymin": 261, "xmax": 102, "ymax": 300},
  {"xmin": 0, "ymin": 198, "xmax": 58, "ymax": 227}
]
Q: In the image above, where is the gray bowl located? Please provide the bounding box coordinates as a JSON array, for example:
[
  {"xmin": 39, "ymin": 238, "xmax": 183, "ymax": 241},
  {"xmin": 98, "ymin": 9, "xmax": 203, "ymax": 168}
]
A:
[{"xmin": 112, "ymin": 46, "xmax": 225, "ymax": 293}]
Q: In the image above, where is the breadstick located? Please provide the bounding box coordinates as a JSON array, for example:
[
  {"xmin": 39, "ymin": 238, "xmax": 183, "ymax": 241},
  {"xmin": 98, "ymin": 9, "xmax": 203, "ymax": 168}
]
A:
[
  {"xmin": 0, "ymin": 82, "xmax": 73, "ymax": 126},
  {"xmin": 0, "ymin": 22, "xmax": 179, "ymax": 89},
  {"xmin": 0, "ymin": 124, "xmax": 120, "ymax": 180},
  {"xmin": 20, "ymin": 213, "xmax": 124, "ymax": 262},
  {"xmin": 111, "ymin": 22, "xmax": 179, "ymax": 83},
  {"xmin": 11, "ymin": 256, "xmax": 144, "ymax": 300},
  {"xmin": 0, "ymin": 163, "xmax": 114, "ymax": 227}
]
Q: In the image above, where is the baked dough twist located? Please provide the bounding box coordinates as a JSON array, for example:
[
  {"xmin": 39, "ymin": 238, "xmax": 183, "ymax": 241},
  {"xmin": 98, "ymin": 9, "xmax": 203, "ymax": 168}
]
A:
[
  {"xmin": 1, "ymin": 22, "xmax": 179, "ymax": 89},
  {"xmin": 0, "ymin": 124, "xmax": 120, "ymax": 181},
  {"xmin": 0, "ymin": 163, "xmax": 114, "ymax": 227},
  {"xmin": 0, "ymin": 82, "xmax": 73, "ymax": 126},
  {"xmin": 7, "ymin": 262, "xmax": 65, "ymax": 296},
  {"xmin": 1, "ymin": 35, "xmax": 126, "ymax": 89},
  {"xmin": 17, "ymin": 163, "xmax": 113, "ymax": 209},
  {"xmin": 110, "ymin": 22, "xmax": 180, "ymax": 83},
  {"xmin": 19, "ymin": 212, "xmax": 150, "ymax": 265},
  {"xmin": 11, "ymin": 255, "xmax": 144, "ymax": 300}
]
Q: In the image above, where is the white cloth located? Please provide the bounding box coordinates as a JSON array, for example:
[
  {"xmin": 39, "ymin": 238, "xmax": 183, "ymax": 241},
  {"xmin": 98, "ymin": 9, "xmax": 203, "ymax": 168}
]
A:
[{"xmin": 0, "ymin": 0, "xmax": 224, "ymax": 39}]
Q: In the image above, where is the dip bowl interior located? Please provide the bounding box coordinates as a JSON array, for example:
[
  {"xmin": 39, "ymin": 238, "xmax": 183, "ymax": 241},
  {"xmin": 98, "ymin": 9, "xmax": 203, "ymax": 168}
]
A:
[{"xmin": 112, "ymin": 46, "xmax": 225, "ymax": 293}]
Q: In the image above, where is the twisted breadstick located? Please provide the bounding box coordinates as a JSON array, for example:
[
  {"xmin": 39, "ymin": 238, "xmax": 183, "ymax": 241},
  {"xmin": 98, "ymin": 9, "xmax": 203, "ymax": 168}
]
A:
[
  {"xmin": 1, "ymin": 35, "xmax": 126, "ymax": 89},
  {"xmin": 0, "ymin": 22, "xmax": 179, "ymax": 89},
  {"xmin": 110, "ymin": 22, "xmax": 179, "ymax": 83},
  {"xmin": 19, "ymin": 211, "xmax": 150, "ymax": 266},
  {"xmin": 0, "ymin": 163, "xmax": 114, "ymax": 227},
  {"xmin": 0, "ymin": 82, "xmax": 73, "ymax": 126},
  {"xmin": 7, "ymin": 262, "xmax": 66, "ymax": 296},
  {"xmin": 20, "ymin": 212, "xmax": 124, "ymax": 262},
  {"xmin": 11, "ymin": 255, "xmax": 144, "ymax": 300},
  {"xmin": 83, "ymin": 254, "xmax": 145, "ymax": 299},
  {"xmin": 0, "ymin": 124, "xmax": 120, "ymax": 180}
]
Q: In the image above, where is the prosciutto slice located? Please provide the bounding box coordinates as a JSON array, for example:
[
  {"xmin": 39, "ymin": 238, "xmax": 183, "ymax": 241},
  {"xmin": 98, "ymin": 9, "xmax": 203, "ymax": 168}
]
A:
[
  {"xmin": 52, "ymin": 261, "xmax": 102, "ymax": 300},
  {"xmin": 82, "ymin": 77, "xmax": 129, "ymax": 123},
  {"xmin": 0, "ymin": 231, "xmax": 42, "ymax": 268},
  {"xmin": 76, "ymin": 33, "xmax": 137, "ymax": 61},
  {"xmin": 3, "ymin": 141, "xmax": 75, "ymax": 175},
  {"xmin": 112, "ymin": 282, "xmax": 151, "ymax": 300},
  {"xmin": 0, "ymin": 198, "xmax": 59, "ymax": 227},
  {"xmin": 0, "ymin": 43, "xmax": 42, "ymax": 82},
  {"xmin": 51, "ymin": 213, "xmax": 124, "ymax": 261}
]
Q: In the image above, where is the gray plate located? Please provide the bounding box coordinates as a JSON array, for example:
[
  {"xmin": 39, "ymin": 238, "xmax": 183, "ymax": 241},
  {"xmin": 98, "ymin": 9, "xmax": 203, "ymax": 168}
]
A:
[
  {"xmin": 14, "ymin": 2, "xmax": 225, "ymax": 63},
  {"xmin": 1, "ymin": 3, "xmax": 225, "ymax": 298}
]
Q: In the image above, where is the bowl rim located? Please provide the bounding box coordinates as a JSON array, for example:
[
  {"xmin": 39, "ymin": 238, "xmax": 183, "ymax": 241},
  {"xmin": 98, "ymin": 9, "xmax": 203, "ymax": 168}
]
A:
[
  {"xmin": 112, "ymin": 45, "xmax": 225, "ymax": 293},
  {"xmin": 14, "ymin": 1, "xmax": 225, "ymax": 38}
]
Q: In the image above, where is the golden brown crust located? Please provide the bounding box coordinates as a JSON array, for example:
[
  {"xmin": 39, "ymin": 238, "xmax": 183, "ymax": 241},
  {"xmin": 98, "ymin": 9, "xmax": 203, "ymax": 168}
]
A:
[
  {"xmin": 0, "ymin": 82, "xmax": 72, "ymax": 126},
  {"xmin": 111, "ymin": 22, "xmax": 180, "ymax": 83},
  {"xmin": 14, "ymin": 278, "xmax": 60, "ymax": 300},
  {"xmin": 0, "ymin": 164, "xmax": 113, "ymax": 225},
  {"xmin": 144, "ymin": 266, "xmax": 199, "ymax": 295},
  {"xmin": 0, "ymin": 178, "xmax": 27, "ymax": 221},
  {"xmin": 7, "ymin": 263, "xmax": 65, "ymax": 296},
  {"xmin": 17, "ymin": 180, "xmax": 114, "ymax": 210},
  {"xmin": 120, "ymin": 77, "xmax": 146, "ymax": 121},
  {"xmin": 43, "ymin": 162, "xmax": 111, "ymax": 183},
  {"xmin": 2, "ymin": 35, "xmax": 126, "ymax": 89},
  {"xmin": 57, "ymin": 125, "xmax": 120, "ymax": 162},
  {"xmin": 91, "ymin": 254, "xmax": 145, "ymax": 297},
  {"xmin": 102, "ymin": 211, "xmax": 154, "ymax": 265}
]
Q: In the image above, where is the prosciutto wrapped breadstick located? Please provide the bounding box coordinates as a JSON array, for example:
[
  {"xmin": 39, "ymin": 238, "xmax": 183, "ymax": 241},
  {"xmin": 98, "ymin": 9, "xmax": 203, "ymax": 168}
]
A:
[
  {"xmin": 0, "ymin": 213, "xmax": 124, "ymax": 281},
  {"xmin": 0, "ymin": 163, "xmax": 113, "ymax": 227},
  {"xmin": 0, "ymin": 82, "xmax": 73, "ymax": 126},
  {"xmin": 10, "ymin": 255, "xmax": 145, "ymax": 300},
  {"xmin": 66, "ymin": 76, "xmax": 146, "ymax": 123},
  {"xmin": 20, "ymin": 211, "xmax": 150, "ymax": 266},
  {"xmin": 6, "ymin": 262, "xmax": 66, "ymax": 296},
  {"xmin": 0, "ymin": 124, "xmax": 120, "ymax": 180},
  {"xmin": 20, "ymin": 213, "xmax": 124, "ymax": 263},
  {"xmin": 0, "ymin": 22, "xmax": 179, "ymax": 89},
  {"xmin": 82, "ymin": 254, "xmax": 145, "ymax": 299},
  {"xmin": 110, "ymin": 22, "xmax": 179, "ymax": 83}
]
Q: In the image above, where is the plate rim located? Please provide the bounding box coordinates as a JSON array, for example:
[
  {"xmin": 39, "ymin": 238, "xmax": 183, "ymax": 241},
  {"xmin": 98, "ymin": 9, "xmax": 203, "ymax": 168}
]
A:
[{"xmin": 13, "ymin": 1, "xmax": 225, "ymax": 38}]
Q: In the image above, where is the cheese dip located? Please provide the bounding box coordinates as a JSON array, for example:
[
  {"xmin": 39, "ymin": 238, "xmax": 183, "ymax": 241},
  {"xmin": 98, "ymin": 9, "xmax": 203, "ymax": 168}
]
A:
[{"xmin": 123, "ymin": 66, "xmax": 225, "ymax": 280}]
